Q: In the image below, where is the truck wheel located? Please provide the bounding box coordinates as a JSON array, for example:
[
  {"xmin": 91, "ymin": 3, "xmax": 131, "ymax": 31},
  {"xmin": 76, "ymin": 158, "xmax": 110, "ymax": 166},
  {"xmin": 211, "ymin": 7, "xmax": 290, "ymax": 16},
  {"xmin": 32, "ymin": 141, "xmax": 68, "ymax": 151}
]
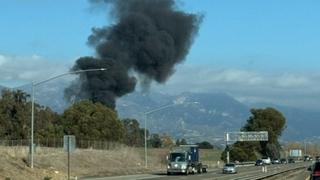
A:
[
  {"xmin": 192, "ymin": 167, "xmax": 197, "ymax": 174},
  {"xmin": 197, "ymin": 167, "xmax": 202, "ymax": 174},
  {"xmin": 202, "ymin": 168, "xmax": 207, "ymax": 173},
  {"xmin": 185, "ymin": 167, "xmax": 189, "ymax": 175}
]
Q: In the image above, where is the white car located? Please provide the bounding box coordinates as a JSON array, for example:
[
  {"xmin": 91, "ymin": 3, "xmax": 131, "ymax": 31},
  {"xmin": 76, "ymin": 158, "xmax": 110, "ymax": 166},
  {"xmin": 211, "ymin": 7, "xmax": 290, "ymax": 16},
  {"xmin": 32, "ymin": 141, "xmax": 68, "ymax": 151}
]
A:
[
  {"xmin": 222, "ymin": 163, "xmax": 237, "ymax": 174},
  {"xmin": 261, "ymin": 157, "xmax": 271, "ymax": 165}
]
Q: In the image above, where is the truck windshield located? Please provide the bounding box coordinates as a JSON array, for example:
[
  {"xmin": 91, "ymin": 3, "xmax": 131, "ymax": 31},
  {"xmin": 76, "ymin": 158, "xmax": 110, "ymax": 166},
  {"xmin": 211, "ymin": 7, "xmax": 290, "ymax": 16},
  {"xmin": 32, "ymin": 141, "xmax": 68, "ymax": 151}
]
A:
[{"xmin": 170, "ymin": 153, "xmax": 186, "ymax": 162}]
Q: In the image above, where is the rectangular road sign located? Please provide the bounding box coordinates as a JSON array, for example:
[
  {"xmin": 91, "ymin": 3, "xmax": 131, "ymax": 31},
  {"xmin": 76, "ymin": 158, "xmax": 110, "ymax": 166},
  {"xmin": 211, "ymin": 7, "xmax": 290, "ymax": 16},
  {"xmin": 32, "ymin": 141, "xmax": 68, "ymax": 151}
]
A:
[
  {"xmin": 64, "ymin": 135, "xmax": 76, "ymax": 152},
  {"xmin": 224, "ymin": 131, "xmax": 268, "ymax": 142},
  {"xmin": 289, "ymin": 149, "xmax": 302, "ymax": 157}
]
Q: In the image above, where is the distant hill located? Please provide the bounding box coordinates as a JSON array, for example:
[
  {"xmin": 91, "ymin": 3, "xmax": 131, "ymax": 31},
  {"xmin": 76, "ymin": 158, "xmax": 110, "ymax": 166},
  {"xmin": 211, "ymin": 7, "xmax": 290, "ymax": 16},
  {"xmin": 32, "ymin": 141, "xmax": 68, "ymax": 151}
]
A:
[
  {"xmin": 5, "ymin": 82, "xmax": 320, "ymax": 144},
  {"xmin": 117, "ymin": 91, "xmax": 320, "ymax": 144},
  {"xmin": 249, "ymin": 102, "xmax": 320, "ymax": 142},
  {"xmin": 0, "ymin": 85, "xmax": 7, "ymax": 91},
  {"xmin": 116, "ymin": 91, "xmax": 250, "ymax": 144}
]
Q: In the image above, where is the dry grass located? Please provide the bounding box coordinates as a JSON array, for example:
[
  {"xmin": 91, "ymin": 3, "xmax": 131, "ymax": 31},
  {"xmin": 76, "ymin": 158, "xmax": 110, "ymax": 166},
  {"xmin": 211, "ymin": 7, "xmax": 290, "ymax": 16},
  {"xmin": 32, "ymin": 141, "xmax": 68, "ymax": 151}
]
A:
[
  {"xmin": 0, "ymin": 146, "xmax": 221, "ymax": 179},
  {"xmin": 0, "ymin": 146, "xmax": 65, "ymax": 179},
  {"xmin": 0, "ymin": 146, "xmax": 166, "ymax": 179},
  {"xmin": 200, "ymin": 149, "xmax": 224, "ymax": 168}
]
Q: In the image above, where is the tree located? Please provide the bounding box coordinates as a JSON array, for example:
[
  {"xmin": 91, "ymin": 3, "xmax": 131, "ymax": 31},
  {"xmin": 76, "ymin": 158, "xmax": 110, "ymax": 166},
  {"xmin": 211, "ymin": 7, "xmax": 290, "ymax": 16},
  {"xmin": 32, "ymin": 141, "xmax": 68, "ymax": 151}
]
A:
[
  {"xmin": 0, "ymin": 90, "xmax": 30, "ymax": 139},
  {"xmin": 62, "ymin": 100, "xmax": 124, "ymax": 142},
  {"xmin": 197, "ymin": 141, "xmax": 214, "ymax": 149},
  {"xmin": 161, "ymin": 134, "xmax": 174, "ymax": 147},
  {"xmin": 36, "ymin": 107, "xmax": 63, "ymax": 141},
  {"xmin": 0, "ymin": 89, "xmax": 62, "ymax": 142},
  {"xmin": 242, "ymin": 107, "xmax": 286, "ymax": 158},
  {"xmin": 122, "ymin": 118, "xmax": 144, "ymax": 146},
  {"xmin": 221, "ymin": 107, "xmax": 286, "ymax": 162},
  {"xmin": 148, "ymin": 133, "xmax": 162, "ymax": 148},
  {"xmin": 180, "ymin": 138, "xmax": 187, "ymax": 145},
  {"xmin": 175, "ymin": 139, "xmax": 180, "ymax": 146},
  {"xmin": 175, "ymin": 138, "xmax": 188, "ymax": 146}
]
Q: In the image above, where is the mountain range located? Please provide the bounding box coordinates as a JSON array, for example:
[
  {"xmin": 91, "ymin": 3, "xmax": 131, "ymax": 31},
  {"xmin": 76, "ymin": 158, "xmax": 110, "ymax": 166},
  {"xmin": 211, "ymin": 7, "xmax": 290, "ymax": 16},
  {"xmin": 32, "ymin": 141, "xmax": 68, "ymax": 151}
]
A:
[
  {"xmin": 116, "ymin": 91, "xmax": 320, "ymax": 144},
  {"xmin": 2, "ymin": 83, "xmax": 320, "ymax": 144}
]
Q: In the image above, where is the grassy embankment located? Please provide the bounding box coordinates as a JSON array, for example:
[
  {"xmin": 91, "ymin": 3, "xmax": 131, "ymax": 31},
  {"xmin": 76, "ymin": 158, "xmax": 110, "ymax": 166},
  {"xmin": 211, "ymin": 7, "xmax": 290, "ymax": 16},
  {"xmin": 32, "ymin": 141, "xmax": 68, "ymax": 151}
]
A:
[{"xmin": 0, "ymin": 146, "xmax": 222, "ymax": 180}]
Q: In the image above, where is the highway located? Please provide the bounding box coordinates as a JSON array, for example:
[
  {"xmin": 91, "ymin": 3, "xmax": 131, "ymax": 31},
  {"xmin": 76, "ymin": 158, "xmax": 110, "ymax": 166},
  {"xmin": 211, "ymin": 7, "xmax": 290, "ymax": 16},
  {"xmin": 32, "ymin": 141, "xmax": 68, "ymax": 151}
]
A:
[{"xmin": 84, "ymin": 161, "xmax": 312, "ymax": 180}]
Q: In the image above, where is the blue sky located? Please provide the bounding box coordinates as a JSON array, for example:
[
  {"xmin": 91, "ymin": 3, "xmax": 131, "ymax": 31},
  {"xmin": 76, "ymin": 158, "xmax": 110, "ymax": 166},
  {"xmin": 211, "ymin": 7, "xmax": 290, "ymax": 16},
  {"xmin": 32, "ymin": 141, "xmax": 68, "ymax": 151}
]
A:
[
  {"xmin": 0, "ymin": 0, "xmax": 103, "ymax": 60},
  {"xmin": 1, "ymin": 0, "xmax": 320, "ymax": 70},
  {"xmin": 1, "ymin": 0, "xmax": 320, "ymax": 109},
  {"xmin": 185, "ymin": 0, "xmax": 320, "ymax": 71}
]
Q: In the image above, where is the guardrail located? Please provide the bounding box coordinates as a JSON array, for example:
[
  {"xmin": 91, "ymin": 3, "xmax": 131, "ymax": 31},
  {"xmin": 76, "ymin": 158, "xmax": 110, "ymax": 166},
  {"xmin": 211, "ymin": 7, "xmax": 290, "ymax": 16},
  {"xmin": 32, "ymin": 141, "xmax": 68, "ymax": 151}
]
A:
[
  {"xmin": 235, "ymin": 161, "xmax": 256, "ymax": 167},
  {"xmin": 241, "ymin": 166, "xmax": 306, "ymax": 180},
  {"xmin": 234, "ymin": 162, "xmax": 310, "ymax": 180}
]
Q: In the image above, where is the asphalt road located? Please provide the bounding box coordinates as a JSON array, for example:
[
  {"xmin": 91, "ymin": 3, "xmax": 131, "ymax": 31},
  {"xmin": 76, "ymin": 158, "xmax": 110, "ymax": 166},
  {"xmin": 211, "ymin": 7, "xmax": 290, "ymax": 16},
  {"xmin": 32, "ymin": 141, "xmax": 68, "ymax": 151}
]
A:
[
  {"xmin": 84, "ymin": 162, "xmax": 312, "ymax": 180},
  {"xmin": 288, "ymin": 169, "xmax": 310, "ymax": 180}
]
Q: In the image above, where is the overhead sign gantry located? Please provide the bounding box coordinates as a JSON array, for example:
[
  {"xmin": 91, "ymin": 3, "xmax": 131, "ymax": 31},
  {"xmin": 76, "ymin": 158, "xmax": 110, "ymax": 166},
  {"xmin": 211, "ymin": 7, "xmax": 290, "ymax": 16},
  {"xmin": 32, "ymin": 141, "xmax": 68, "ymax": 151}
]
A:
[{"xmin": 224, "ymin": 131, "xmax": 269, "ymax": 163}]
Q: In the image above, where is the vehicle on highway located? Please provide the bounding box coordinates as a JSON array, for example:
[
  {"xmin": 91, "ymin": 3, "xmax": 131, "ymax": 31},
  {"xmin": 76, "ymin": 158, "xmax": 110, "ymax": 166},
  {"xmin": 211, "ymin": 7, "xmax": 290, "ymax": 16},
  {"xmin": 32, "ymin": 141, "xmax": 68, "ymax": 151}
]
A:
[
  {"xmin": 261, "ymin": 157, "xmax": 271, "ymax": 165},
  {"xmin": 308, "ymin": 161, "xmax": 320, "ymax": 180},
  {"xmin": 272, "ymin": 159, "xmax": 280, "ymax": 164},
  {"xmin": 288, "ymin": 158, "xmax": 295, "ymax": 163},
  {"xmin": 255, "ymin": 159, "xmax": 264, "ymax": 166},
  {"xmin": 166, "ymin": 145, "xmax": 207, "ymax": 175},
  {"xmin": 222, "ymin": 163, "xmax": 237, "ymax": 174},
  {"xmin": 305, "ymin": 155, "xmax": 312, "ymax": 161},
  {"xmin": 280, "ymin": 158, "xmax": 287, "ymax": 164}
]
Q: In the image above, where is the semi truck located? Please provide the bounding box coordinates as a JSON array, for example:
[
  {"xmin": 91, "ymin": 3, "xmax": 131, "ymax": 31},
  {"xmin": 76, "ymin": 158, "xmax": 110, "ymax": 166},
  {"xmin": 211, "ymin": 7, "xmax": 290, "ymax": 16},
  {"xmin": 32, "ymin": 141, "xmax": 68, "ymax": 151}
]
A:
[{"xmin": 166, "ymin": 144, "xmax": 207, "ymax": 175}]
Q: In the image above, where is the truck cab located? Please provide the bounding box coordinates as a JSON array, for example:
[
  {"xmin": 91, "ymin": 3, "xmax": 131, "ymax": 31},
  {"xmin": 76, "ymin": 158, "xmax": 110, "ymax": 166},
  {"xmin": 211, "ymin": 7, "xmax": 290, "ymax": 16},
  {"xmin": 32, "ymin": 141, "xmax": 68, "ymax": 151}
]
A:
[{"xmin": 166, "ymin": 145, "xmax": 206, "ymax": 175}]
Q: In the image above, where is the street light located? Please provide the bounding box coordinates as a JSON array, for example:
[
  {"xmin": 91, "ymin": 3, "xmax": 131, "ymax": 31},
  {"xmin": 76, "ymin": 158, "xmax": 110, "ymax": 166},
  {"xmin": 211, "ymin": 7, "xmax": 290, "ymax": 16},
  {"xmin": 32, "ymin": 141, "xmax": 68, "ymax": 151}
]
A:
[
  {"xmin": 29, "ymin": 68, "xmax": 107, "ymax": 168},
  {"xmin": 143, "ymin": 101, "xmax": 198, "ymax": 168}
]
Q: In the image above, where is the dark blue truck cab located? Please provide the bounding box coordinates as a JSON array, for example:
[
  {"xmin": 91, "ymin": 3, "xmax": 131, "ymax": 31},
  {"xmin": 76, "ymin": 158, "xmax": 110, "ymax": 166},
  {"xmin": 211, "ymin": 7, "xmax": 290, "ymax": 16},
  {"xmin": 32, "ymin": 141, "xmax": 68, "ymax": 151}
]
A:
[{"xmin": 166, "ymin": 145, "xmax": 207, "ymax": 175}]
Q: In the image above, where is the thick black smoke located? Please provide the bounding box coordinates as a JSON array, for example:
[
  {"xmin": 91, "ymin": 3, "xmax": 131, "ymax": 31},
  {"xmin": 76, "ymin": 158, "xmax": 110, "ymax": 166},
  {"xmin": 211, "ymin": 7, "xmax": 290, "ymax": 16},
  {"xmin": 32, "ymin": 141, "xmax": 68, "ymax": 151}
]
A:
[{"xmin": 65, "ymin": 0, "xmax": 202, "ymax": 109}]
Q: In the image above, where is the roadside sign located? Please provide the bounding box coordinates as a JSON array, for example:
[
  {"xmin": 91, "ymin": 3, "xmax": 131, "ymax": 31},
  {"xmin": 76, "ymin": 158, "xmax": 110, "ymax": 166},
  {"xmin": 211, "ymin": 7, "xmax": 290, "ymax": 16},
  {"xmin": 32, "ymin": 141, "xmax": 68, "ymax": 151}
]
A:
[
  {"xmin": 224, "ymin": 131, "xmax": 268, "ymax": 142},
  {"xmin": 63, "ymin": 135, "xmax": 76, "ymax": 180},
  {"xmin": 64, "ymin": 135, "xmax": 76, "ymax": 152},
  {"xmin": 289, "ymin": 149, "xmax": 302, "ymax": 157}
]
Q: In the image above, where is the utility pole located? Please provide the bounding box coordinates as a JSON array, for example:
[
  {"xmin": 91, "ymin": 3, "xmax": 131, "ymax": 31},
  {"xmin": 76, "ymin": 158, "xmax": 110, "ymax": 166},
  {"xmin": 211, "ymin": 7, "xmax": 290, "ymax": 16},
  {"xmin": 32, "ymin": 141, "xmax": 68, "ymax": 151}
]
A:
[{"xmin": 226, "ymin": 132, "xmax": 230, "ymax": 163}]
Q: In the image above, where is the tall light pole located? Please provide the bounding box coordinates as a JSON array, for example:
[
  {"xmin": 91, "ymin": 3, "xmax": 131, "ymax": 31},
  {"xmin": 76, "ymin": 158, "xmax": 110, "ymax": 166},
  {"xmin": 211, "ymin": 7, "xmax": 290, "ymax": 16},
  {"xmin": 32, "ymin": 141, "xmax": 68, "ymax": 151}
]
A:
[
  {"xmin": 30, "ymin": 68, "xmax": 107, "ymax": 168},
  {"xmin": 143, "ymin": 101, "xmax": 198, "ymax": 168}
]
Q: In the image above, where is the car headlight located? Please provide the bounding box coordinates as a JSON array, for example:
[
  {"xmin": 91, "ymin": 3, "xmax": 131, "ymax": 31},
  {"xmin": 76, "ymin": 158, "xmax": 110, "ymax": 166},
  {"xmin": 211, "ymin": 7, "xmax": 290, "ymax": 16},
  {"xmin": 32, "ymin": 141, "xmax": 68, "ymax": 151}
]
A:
[
  {"xmin": 181, "ymin": 164, "xmax": 187, "ymax": 169},
  {"xmin": 167, "ymin": 164, "xmax": 171, "ymax": 169}
]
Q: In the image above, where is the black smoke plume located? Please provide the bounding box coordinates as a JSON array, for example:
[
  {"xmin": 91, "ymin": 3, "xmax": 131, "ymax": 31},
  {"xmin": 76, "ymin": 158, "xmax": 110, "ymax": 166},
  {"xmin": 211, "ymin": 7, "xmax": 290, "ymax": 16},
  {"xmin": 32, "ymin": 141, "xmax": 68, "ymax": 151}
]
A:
[{"xmin": 65, "ymin": 0, "xmax": 202, "ymax": 109}]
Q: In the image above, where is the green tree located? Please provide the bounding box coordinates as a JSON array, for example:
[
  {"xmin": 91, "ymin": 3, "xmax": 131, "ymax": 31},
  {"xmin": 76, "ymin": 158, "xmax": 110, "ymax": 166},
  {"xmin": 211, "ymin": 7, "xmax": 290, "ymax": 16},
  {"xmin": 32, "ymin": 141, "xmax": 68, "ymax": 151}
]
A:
[
  {"xmin": 62, "ymin": 100, "xmax": 124, "ymax": 142},
  {"xmin": 36, "ymin": 107, "xmax": 63, "ymax": 141},
  {"xmin": 148, "ymin": 133, "xmax": 162, "ymax": 148},
  {"xmin": 221, "ymin": 107, "xmax": 286, "ymax": 162},
  {"xmin": 180, "ymin": 138, "xmax": 187, "ymax": 145},
  {"xmin": 122, "ymin": 118, "xmax": 144, "ymax": 146},
  {"xmin": 221, "ymin": 142, "xmax": 258, "ymax": 162},
  {"xmin": 161, "ymin": 134, "xmax": 174, "ymax": 148},
  {"xmin": 175, "ymin": 139, "xmax": 180, "ymax": 146},
  {"xmin": 176, "ymin": 138, "xmax": 188, "ymax": 146},
  {"xmin": 197, "ymin": 141, "xmax": 214, "ymax": 149},
  {"xmin": 0, "ymin": 90, "xmax": 30, "ymax": 139},
  {"xmin": 0, "ymin": 89, "xmax": 61, "ymax": 142},
  {"xmin": 242, "ymin": 107, "xmax": 286, "ymax": 158}
]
